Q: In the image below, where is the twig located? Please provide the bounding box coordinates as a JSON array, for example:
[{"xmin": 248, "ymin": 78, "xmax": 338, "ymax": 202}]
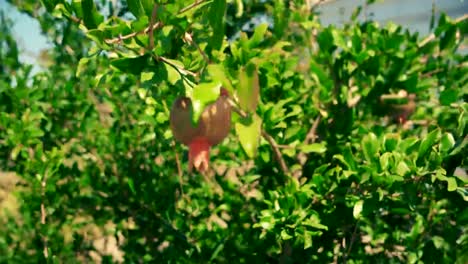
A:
[
  {"xmin": 157, "ymin": 56, "xmax": 197, "ymax": 77},
  {"xmin": 293, "ymin": 115, "xmax": 321, "ymax": 178},
  {"xmin": 227, "ymin": 98, "xmax": 290, "ymax": 175},
  {"xmin": 421, "ymin": 63, "xmax": 466, "ymax": 78},
  {"xmin": 40, "ymin": 169, "xmax": 49, "ymax": 259},
  {"xmin": 304, "ymin": 115, "xmax": 321, "ymax": 144},
  {"xmin": 67, "ymin": 15, "xmax": 83, "ymax": 25},
  {"xmin": 455, "ymin": 13, "xmax": 468, "ymax": 23},
  {"xmin": 178, "ymin": 0, "xmax": 208, "ymax": 14},
  {"xmin": 172, "ymin": 141, "xmax": 184, "ymax": 196},
  {"xmin": 104, "ymin": 22, "xmax": 163, "ymax": 44},
  {"xmin": 148, "ymin": 4, "xmax": 159, "ymax": 51},
  {"xmin": 262, "ymin": 130, "xmax": 290, "ymax": 175},
  {"xmin": 184, "ymin": 33, "xmax": 210, "ymax": 63},
  {"xmin": 344, "ymin": 221, "xmax": 360, "ymax": 263}
]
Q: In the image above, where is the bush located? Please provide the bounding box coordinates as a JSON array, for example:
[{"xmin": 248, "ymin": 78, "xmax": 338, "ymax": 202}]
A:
[{"xmin": 0, "ymin": 0, "xmax": 467, "ymax": 263}]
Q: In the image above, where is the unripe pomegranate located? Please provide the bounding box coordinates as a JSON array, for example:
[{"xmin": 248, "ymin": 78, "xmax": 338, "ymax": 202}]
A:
[{"xmin": 170, "ymin": 88, "xmax": 231, "ymax": 173}]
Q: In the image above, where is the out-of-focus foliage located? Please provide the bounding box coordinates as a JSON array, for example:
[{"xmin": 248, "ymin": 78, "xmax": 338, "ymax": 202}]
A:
[{"xmin": 0, "ymin": 0, "xmax": 467, "ymax": 263}]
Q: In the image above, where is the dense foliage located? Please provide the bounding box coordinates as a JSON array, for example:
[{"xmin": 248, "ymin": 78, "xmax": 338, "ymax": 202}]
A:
[{"xmin": 0, "ymin": 0, "xmax": 467, "ymax": 263}]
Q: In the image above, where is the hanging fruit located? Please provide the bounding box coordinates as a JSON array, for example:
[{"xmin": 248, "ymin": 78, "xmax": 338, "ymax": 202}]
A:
[{"xmin": 170, "ymin": 88, "xmax": 231, "ymax": 173}]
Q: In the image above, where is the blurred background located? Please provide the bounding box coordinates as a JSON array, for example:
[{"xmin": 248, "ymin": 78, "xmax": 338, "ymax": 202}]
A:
[{"xmin": 0, "ymin": 0, "xmax": 467, "ymax": 75}]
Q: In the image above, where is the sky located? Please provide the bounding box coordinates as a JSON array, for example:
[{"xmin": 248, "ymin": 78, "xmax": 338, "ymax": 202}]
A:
[
  {"xmin": 0, "ymin": 0, "xmax": 51, "ymax": 73},
  {"xmin": 0, "ymin": 0, "xmax": 466, "ymax": 73}
]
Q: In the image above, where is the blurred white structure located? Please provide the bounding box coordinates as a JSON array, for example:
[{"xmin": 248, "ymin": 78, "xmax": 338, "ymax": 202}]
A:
[{"xmin": 317, "ymin": 0, "xmax": 467, "ymax": 35}]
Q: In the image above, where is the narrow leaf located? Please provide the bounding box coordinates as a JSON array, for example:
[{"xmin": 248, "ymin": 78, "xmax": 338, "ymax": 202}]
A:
[
  {"xmin": 238, "ymin": 63, "xmax": 260, "ymax": 113},
  {"xmin": 207, "ymin": 64, "xmax": 234, "ymax": 93},
  {"xmin": 300, "ymin": 143, "xmax": 326, "ymax": 154},
  {"xmin": 208, "ymin": 0, "xmax": 226, "ymax": 50},
  {"xmin": 126, "ymin": 0, "xmax": 146, "ymax": 18},
  {"xmin": 353, "ymin": 200, "xmax": 364, "ymax": 219},
  {"xmin": 235, "ymin": 114, "xmax": 262, "ymax": 158}
]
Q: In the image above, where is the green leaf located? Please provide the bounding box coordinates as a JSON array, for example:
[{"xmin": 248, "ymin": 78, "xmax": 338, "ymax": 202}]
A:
[
  {"xmin": 362, "ymin": 132, "xmax": 379, "ymax": 162},
  {"xmin": 300, "ymin": 143, "xmax": 326, "ymax": 154},
  {"xmin": 110, "ymin": 55, "xmax": 149, "ymax": 75},
  {"xmin": 208, "ymin": 0, "xmax": 226, "ymax": 50},
  {"xmin": 164, "ymin": 63, "xmax": 181, "ymax": 85},
  {"xmin": 249, "ymin": 23, "xmax": 268, "ymax": 48},
  {"xmin": 439, "ymin": 133, "xmax": 455, "ymax": 152},
  {"xmin": 76, "ymin": 57, "xmax": 89, "ymax": 77},
  {"xmin": 207, "ymin": 64, "xmax": 234, "ymax": 93},
  {"xmin": 280, "ymin": 229, "xmax": 292, "ymax": 240},
  {"xmin": 238, "ymin": 63, "xmax": 260, "ymax": 113},
  {"xmin": 447, "ymin": 177, "xmax": 457, "ymax": 192},
  {"xmin": 439, "ymin": 89, "xmax": 458, "ymax": 106},
  {"xmin": 396, "ymin": 161, "xmax": 410, "ymax": 176},
  {"xmin": 127, "ymin": 178, "xmax": 136, "ymax": 195},
  {"xmin": 417, "ymin": 128, "xmax": 440, "ymax": 162},
  {"xmin": 81, "ymin": 0, "xmax": 103, "ymax": 29},
  {"xmin": 304, "ymin": 231, "xmax": 313, "ymax": 249},
  {"xmin": 379, "ymin": 152, "xmax": 392, "ymax": 171},
  {"xmin": 40, "ymin": 0, "xmax": 58, "ymax": 12},
  {"xmin": 235, "ymin": 114, "xmax": 262, "ymax": 158},
  {"xmin": 126, "ymin": 0, "xmax": 146, "ymax": 18},
  {"xmin": 191, "ymin": 82, "xmax": 222, "ymax": 124},
  {"xmin": 353, "ymin": 200, "xmax": 364, "ymax": 219}
]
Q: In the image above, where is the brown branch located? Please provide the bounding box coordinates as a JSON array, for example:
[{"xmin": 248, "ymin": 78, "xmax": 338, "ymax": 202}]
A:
[
  {"xmin": 40, "ymin": 169, "xmax": 49, "ymax": 259},
  {"xmin": 293, "ymin": 115, "xmax": 321, "ymax": 178},
  {"xmin": 227, "ymin": 98, "xmax": 290, "ymax": 175},
  {"xmin": 157, "ymin": 56, "xmax": 197, "ymax": 77},
  {"xmin": 104, "ymin": 22, "xmax": 163, "ymax": 44},
  {"xmin": 304, "ymin": 115, "xmax": 321, "ymax": 145},
  {"xmin": 345, "ymin": 221, "xmax": 360, "ymax": 260},
  {"xmin": 68, "ymin": 15, "xmax": 83, "ymax": 25},
  {"xmin": 148, "ymin": 4, "xmax": 159, "ymax": 51},
  {"xmin": 172, "ymin": 141, "xmax": 184, "ymax": 197},
  {"xmin": 421, "ymin": 63, "xmax": 466, "ymax": 78},
  {"xmin": 455, "ymin": 13, "xmax": 468, "ymax": 23},
  {"xmin": 262, "ymin": 129, "xmax": 290, "ymax": 175},
  {"xmin": 178, "ymin": 0, "xmax": 208, "ymax": 14},
  {"xmin": 184, "ymin": 33, "xmax": 210, "ymax": 63}
]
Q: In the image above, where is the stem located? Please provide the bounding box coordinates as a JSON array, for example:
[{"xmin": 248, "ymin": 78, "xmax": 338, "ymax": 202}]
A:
[{"xmin": 40, "ymin": 169, "xmax": 49, "ymax": 259}]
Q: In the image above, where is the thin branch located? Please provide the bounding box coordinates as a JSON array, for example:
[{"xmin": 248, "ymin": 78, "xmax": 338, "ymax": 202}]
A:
[
  {"xmin": 178, "ymin": 0, "xmax": 208, "ymax": 14},
  {"xmin": 421, "ymin": 63, "xmax": 466, "ymax": 78},
  {"xmin": 293, "ymin": 115, "xmax": 321, "ymax": 178},
  {"xmin": 104, "ymin": 22, "xmax": 163, "ymax": 44},
  {"xmin": 455, "ymin": 13, "xmax": 468, "ymax": 23},
  {"xmin": 344, "ymin": 221, "xmax": 360, "ymax": 263},
  {"xmin": 184, "ymin": 33, "xmax": 210, "ymax": 63},
  {"xmin": 40, "ymin": 169, "xmax": 49, "ymax": 259},
  {"xmin": 148, "ymin": 4, "xmax": 159, "ymax": 51},
  {"xmin": 157, "ymin": 56, "xmax": 197, "ymax": 77},
  {"xmin": 304, "ymin": 115, "xmax": 321, "ymax": 145},
  {"xmin": 227, "ymin": 98, "xmax": 290, "ymax": 175},
  {"xmin": 172, "ymin": 141, "xmax": 184, "ymax": 197},
  {"xmin": 68, "ymin": 15, "xmax": 83, "ymax": 25},
  {"xmin": 262, "ymin": 129, "xmax": 290, "ymax": 175}
]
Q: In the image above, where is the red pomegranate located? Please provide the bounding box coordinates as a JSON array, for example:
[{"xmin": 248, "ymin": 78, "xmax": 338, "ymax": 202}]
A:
[{"xmin": 170, "ymin": 88, "xmax": 231, "ymax": 173}]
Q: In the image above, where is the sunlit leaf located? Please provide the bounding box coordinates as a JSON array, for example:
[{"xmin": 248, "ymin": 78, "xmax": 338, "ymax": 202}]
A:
[{"xmin": 235, "ymin": 114, "xmax": 262, "ymax": 158}]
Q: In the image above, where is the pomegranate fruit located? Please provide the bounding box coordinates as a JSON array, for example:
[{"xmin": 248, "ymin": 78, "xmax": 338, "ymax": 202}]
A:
[{"xmin": 170, "ymin": 88, "xmax": 231, "ymax": 173}]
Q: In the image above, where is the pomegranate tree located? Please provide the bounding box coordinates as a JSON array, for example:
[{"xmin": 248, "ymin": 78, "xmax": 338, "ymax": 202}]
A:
[{"xmin": 170, "ymin": 88, "xmax": 231, "ymax": 172}]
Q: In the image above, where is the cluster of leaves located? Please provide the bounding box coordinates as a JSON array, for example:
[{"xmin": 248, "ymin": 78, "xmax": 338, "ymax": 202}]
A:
[{"xmin": 0, "ymin": 0, "xmax": 467, "ymax": 263}]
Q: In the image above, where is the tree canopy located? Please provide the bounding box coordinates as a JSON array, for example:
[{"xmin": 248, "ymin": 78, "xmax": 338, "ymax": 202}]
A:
[{"xmin": 0, "ymin": 0, "xmax": 467, "ymax": 263}]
